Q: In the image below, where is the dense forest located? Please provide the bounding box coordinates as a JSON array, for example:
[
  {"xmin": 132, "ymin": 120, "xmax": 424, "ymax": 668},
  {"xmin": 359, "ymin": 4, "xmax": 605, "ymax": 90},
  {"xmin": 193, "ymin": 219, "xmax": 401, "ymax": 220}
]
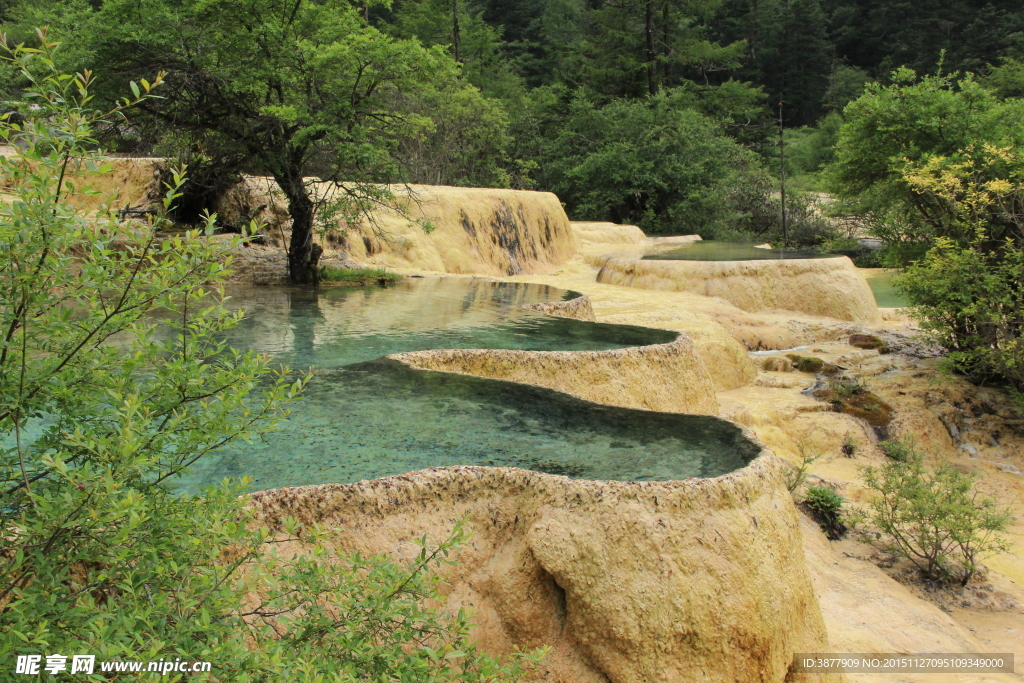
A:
[{"xmin": 2, "ymin": 0, "xmax": 1022, "ymax": 255}]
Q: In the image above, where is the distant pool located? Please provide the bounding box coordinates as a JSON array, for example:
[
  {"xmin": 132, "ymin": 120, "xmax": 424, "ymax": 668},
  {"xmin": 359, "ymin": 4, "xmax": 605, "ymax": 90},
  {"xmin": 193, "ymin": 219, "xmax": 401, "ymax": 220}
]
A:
[
  {"xmin": 172, "ymin": 278, "xmax": 761, "ymax": 492},
  {"xmin": 643, "ymin": 241, "xmax": 842, "ymax": 261},
  {"xmin": 863, "ymin": 270, "xmax": 910, "ymax": 308}
]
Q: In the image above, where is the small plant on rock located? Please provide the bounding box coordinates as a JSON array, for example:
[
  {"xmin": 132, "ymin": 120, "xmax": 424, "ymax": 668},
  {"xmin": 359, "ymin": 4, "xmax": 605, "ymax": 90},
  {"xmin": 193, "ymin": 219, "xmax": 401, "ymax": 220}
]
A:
[
  {"xmin": 879, "ymin": 436, "xmax": 916, "ymax": 462},
  {"xmin": 849, "ymin": 334, "xmax": 889, "ymax": 353},
  {"xmin": 841, "ymin": 435, "xmax": 857, "ymax": 457},
  {"xmin": 804, "ymin": 486, "xmax": 847, "ymax": 539},
  {"xmin": 783, "ymin": 443, "xmax": 820, "ymax": 493}
]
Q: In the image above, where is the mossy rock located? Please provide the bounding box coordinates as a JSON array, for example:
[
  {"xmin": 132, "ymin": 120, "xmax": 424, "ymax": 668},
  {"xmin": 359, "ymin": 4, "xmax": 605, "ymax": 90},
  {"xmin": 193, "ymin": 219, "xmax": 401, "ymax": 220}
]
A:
[
  {"xmin": 812, "ymin": 387, "xmax": 894, "ymax": 427},
  {"xmin": 786, "ymin": 354, "xmax": 842, "ymax": 376},
  {"xmin": 848, "ymin": 334, "xmax": 889, "ymax": 353},
  {"xmin": 760, "ymin": 356, "xmax": 794, "ymax": 372}
]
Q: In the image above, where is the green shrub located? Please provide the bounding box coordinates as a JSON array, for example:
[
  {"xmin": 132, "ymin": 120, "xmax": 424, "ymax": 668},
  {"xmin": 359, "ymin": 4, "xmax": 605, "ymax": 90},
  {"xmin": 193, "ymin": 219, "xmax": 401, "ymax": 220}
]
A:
[
  {"xmin": 0, "ymin": 40, "xmax": 541, "ymax": 681},
  {"xmin": 879, "ymin": 437, "xmax": 917, "ymax": 462},
  {"xmin": 859, "ymin": 448, "xmax": 1013, "ymax": 585},
  {"xmin": 783, "ymin": 445, "xmax": 819, "ymax": 493},
  {"xmin": 804, "ymin": 486, "xmax": 846, "ymax": 539}
]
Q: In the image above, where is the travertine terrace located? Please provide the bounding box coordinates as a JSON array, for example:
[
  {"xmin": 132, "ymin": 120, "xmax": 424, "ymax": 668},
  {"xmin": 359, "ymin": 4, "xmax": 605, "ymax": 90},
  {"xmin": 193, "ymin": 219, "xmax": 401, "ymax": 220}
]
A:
[
  {"xmin": 248, "ymin": 458, "xmax": 834, "ymax": 683},
  {"xmin": 593, "ymin": 254, "xmax": 882, "ymax": 325}
]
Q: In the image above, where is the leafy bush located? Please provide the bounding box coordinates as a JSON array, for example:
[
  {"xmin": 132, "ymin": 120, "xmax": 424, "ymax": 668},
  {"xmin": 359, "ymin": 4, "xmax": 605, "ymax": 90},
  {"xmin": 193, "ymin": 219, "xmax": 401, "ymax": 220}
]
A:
[
  {"xmin": 827, "ymin": 69, "xmax": 1024, "ymax": 260},
  {"xmin": 879, "ymin": 437, "xmax": 917, "ymax": 462},
  {"xmin": 895, "ymin": 235, "xmax": 1024, "ymax": 390},
  {"xmin": 859, "ymin": 448, "xmax": 1013, "ymax": 585},
  {"xmin": 783, "ymin": 445, "xmax": 819, "ymax": 493},
  {"xmin": 0, "ymin": 39, "xmax": 540, "ymax": 681},
  {"xmin": 804, "ymin": 486, "xmax": 846, "ymax": 539},
  {"xmin": 827, "ymin": 69, "xmax": 1024, "ymax": 392}
]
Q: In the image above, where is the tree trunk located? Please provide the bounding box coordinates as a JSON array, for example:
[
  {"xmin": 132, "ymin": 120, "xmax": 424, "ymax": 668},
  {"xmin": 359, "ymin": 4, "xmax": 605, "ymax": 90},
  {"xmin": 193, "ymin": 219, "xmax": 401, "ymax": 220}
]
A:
[
  {"xmin": 661, "ymin": 2, "xmax": 671, "ymax": 86},
  {"xmin": 645, "ymin": 2, "xmax": 657, "ymax": 95},
  {"xmin": 453, "ymin": 0, "xmax": 462, "ymax": 64},
  {"xmin": 276, "ymin": 170, "xmax": 319, "ymax": 285}
]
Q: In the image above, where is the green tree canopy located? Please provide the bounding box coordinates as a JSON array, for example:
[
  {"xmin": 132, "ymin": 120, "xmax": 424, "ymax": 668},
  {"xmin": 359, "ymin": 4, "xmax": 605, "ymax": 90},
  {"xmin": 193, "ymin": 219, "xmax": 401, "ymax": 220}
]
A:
[
  {"xmin": 827, "ymin": 68, "xmax": 1024, "ymax": 258},
  {"xmin": 542, "ymin": 90, "xmax": 761, "ymax": 234},
  {"xmin": 77, "ymin": 0, "xmax": 489, "ymax": 283}
]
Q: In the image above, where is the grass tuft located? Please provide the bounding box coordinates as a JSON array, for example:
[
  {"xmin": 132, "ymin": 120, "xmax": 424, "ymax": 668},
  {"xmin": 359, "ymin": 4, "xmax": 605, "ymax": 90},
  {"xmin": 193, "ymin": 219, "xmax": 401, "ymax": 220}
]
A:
[{"xmin": 318, "ymin": 266, "xmax": 403, "ymax": 286}]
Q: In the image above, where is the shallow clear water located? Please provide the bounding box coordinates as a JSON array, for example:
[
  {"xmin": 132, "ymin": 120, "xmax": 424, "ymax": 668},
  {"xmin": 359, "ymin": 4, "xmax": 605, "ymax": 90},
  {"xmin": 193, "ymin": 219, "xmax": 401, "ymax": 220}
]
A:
[
  {"xmin": 178, "ymin": 359, "xmax": 760, "ymax": 491},
  {"xmin": 170, "ymin": 278, "xmax": 760, "ymax": 491},
  {"xmin": 864, "ymin": 271, "xmax": 910, "ymax": 308},
  {"xmin": 642, "ymin": 241, "xmax": 841, "ymax": 261},
  {"xmin": 216, "ymin": 278, "xmax": 675, "ymax": 368}
]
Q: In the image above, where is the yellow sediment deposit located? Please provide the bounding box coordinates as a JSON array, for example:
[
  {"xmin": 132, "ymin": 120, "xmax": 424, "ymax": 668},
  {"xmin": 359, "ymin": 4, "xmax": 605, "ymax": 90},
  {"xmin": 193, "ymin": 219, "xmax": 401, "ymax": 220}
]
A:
[
  {"xmin": 222, "ymin": 179, "xmax": 579, "ymax": 276},
  {"xmin": 595, "ymin": 256, "xmax": 883, "ymax": 325},
  {"xmin": 248, "ymin": 459, "xmax": 834, "ymax": 683},
  {"xmin": 571, "ymin": 221, "xmax": 647, "ymax": 244},
  {"xmin": 0, "ymin": 151, "xmax": 163, "ymax": 213},
  {"xmin": 718, "ymin": 341, "xmax": 1024, "ymax": 681},
  {"xmin": 521, "ymin": 294, "xmax": 597, "ymax": 321},
  {"xmin": 66, "ymin": 156, "xmax": 164, "ymax": 212},
  {"xmin": 391, "ymin": 334, "xmax": 718, "ymax": 415},
  {"xmin": 37, "ymin": 159, "xmax": 581, "ymax": 279},
  {"xmin": 342, "ymin": 185, "xmax": 578, "ymax": 276}
]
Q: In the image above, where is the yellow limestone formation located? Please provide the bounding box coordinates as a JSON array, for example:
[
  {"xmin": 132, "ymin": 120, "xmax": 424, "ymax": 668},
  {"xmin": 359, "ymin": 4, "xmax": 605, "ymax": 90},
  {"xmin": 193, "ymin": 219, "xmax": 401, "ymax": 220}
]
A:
[
  {"xmin": 595, "ymin": 255, "xmax": 883, "ymax": 324},
  {"xmin": 337, "ymin": 184, "xmax": 579, "ymax": 276},
  {"xmin": 392, "ymin": 334, "xmax": 719, "ymax": 415},
  {"xmin": 248, "ymin": 457, "xmax": 834, "ymax": 683}
]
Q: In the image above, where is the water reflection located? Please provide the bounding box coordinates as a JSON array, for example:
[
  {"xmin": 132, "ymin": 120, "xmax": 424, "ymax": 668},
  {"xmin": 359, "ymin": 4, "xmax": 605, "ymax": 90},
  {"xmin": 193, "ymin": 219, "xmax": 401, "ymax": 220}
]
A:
[{"xmin": 173, "ymin": 278, "xmax": 760, "ymax": 491}]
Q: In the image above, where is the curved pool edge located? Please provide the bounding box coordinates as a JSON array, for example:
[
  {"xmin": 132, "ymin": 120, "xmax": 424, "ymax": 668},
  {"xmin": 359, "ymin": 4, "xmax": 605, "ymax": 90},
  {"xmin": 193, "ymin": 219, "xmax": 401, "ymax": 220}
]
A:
[
  {"xmin": 390, "ymin": 334, "xmax": 717, "ymax": 415},
  {"xmin": 594, "ymin": 254, "xmax": 883, "ymax": 325},
  {"xmin": 385, "ymin": 291, "xmax": 717, "ymax": 415},
  {"xmin": 245, "ymin": 449, "xmax": 832, "ymax": 683}
]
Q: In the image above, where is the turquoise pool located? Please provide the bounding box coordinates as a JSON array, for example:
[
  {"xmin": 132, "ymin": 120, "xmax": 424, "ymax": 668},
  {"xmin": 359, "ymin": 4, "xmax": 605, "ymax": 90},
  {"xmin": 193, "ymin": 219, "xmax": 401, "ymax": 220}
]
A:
[
  {"xmin": 642, "ymin": 241, "xmax": 841, "ymax": 261},
  {"xmin": 174, "ymin": 278, "xmax": 761, "ymax": 491}
]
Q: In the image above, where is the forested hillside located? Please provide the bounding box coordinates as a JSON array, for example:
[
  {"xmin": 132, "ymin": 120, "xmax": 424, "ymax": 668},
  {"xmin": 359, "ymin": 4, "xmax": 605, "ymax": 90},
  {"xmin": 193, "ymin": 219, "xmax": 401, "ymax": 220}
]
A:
[{"xmin": 0, "ymin": 0, "xmax": 1021, "ymax": 250}]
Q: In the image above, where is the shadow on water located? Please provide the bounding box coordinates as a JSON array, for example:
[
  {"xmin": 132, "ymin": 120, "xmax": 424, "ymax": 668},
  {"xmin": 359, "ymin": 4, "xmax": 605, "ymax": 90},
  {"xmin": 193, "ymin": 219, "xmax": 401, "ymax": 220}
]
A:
[{"xmin": 175, "ymin": 278, "xmax": 761, "ymax": 492}]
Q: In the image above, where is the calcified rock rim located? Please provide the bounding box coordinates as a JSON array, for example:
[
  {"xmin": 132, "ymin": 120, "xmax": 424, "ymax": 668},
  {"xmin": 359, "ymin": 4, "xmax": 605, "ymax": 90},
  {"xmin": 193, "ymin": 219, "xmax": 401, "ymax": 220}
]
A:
[
  {"xmin": 245, "ymin": 295, "xmax": 832, "ymax": 683},
  {"xmin": 247, "ymin": 448, "xmax": 775, "ymax": 528},
  {"xmin": 594, "ymin": 253, "xmax": 883, "ymax": 325},
  {"xmin": 387, "ymin": 292, "xmax": 721, "ymax": 415}
]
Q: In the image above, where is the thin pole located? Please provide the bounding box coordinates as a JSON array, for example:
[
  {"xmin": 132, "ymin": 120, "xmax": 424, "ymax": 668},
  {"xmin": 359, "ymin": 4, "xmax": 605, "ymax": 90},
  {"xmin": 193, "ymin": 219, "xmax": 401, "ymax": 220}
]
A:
[{"xmin": 779, "ymin": 100, "xmax": 788, "ymax": 248}]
